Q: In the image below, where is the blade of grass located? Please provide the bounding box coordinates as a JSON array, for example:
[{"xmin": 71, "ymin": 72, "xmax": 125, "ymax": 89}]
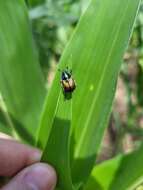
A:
[
  {"xmin": 84, "ymin": 155, "xmax": 123, "ymax": 190},
  {"xmin": 36, "ymin": 71, "xmax": 61, "ymax": 148},
  {"xmin": 42, "ymin": 91, "xmax": 74, "ymax": 190},
  {"xmin": 108, "ymin": 144, "xmax": 143, "ymax": 190},
  {"xmin": 85, "ymin": 145, "xmax": 143, "ymax": 190},
  {"xmin": 0, "ymin": 0, "xmax": 46, "ymax": 144}
]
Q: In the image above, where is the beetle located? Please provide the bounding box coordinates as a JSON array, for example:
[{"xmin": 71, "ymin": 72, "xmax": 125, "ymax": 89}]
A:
[{"xmin": 60, "ymin": 67, "xmax": 76, "ymax": 93}]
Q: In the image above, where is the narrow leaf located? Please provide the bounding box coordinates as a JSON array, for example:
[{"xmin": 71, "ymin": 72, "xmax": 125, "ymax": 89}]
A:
[
  {"xmin": 109, "ymin": 145, "xmax": 143, "ymax": 190},
  {"xmin": 42, "ymin": 92, "xmax": 74, "ymax": 190},
  {"xmin": 85, "ymin": 146, "xmax": 143, "ymax": 190},
  {"xmin": 84, "ymin": 155, "xmax": 123, "ymax": 190},
  {"xmin": 0, "ymin": 0, "xmax": 46, "ymax": 143}
]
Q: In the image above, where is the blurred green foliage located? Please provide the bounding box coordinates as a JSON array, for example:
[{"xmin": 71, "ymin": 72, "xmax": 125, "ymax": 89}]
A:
[{"xmin": 27, "ymin": 0, "xmax": 85, "ymax": 77}]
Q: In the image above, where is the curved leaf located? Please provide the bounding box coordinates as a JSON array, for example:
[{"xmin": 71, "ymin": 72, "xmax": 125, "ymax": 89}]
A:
[{"xmin": 0, "ymin": 0, "xmax": 46, "ymax": 143}]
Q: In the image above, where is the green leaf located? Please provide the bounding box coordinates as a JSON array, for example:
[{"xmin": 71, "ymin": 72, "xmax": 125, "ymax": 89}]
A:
[
  {"xmin": 36, "ymin": 71, "xmax": 61, "ymax": 148},
  {"xmin": 108, "ymin": 145, "xmax": 143, "ymax": 190},
  {"xmin": 0, "ymin": 0, "xmax": 46, "ymax": 144},
  {"xmin": 84, "ymin": 155, "xmax": 123, "ymax": 190},
  {"xmin": 37, "ymin": 0, "xmax": 140, "ymax": 189},
  {"xmin": 71, "ymin": 0, "xmax": 141, "ymax": 185},
  {"xmin": 42, "ymin": 92, "xmax": 74, "ymax": 190},
  {"xmin": 85, "ymin": 145, "xmax": 143, "ymax": 190}
]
